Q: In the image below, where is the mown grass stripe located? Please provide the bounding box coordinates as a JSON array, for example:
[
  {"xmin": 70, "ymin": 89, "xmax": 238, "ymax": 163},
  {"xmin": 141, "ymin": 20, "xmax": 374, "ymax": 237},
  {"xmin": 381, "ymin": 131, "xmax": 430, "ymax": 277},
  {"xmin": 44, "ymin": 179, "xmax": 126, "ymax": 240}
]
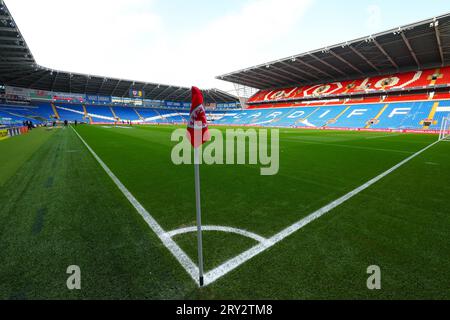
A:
[{"xmin": 32, "ymin": 208, "xmax": 47, "ymax": 235}]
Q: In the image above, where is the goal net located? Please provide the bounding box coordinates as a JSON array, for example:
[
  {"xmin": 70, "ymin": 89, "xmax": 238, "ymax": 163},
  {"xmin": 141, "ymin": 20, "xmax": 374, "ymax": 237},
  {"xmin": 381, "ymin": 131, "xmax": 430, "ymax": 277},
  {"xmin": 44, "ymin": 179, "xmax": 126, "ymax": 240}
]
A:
[
  {"xmin": 439, "ymin": 116, "xmax": 450, "ymax": 141},
  {"xmin": 232, "ymin": 83, "xmax": 259, "ymax": 109}
]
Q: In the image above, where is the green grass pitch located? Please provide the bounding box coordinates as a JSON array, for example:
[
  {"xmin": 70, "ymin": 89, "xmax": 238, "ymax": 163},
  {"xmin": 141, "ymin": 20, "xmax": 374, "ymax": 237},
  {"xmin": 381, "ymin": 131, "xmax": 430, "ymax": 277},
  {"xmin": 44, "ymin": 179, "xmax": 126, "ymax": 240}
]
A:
[{"xmin": 0, "ymin": 124, "xmax": 449, "ymax": 299}]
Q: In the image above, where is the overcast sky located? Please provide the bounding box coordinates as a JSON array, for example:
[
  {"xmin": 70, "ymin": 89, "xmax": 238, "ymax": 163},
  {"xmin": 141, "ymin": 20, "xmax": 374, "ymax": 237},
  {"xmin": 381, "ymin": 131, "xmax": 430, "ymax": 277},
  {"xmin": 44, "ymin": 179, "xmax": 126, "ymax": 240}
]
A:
[{"xmin": 6, "ymin": 0, "xmax": 450, "ymax": 93}]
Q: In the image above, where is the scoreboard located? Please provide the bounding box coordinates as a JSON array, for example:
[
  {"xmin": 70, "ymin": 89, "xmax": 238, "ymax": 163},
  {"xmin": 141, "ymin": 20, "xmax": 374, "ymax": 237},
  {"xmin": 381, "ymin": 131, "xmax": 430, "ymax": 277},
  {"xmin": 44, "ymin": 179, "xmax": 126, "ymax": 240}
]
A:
[{"xmin": 130, "ymin": 89, "xmax": 144, "ymax": 98}]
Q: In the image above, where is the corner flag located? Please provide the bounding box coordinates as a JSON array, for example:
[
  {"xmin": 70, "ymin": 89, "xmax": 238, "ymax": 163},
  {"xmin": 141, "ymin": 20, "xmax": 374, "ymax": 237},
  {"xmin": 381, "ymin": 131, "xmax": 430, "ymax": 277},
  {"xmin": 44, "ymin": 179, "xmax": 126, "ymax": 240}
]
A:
[
  {"xmin": 187, "ymin": 86, "xmax": 209, "ymax": 148},
  {"xmin": 187, "ymin": 86, "xmax": 209, "ymax": 287}
]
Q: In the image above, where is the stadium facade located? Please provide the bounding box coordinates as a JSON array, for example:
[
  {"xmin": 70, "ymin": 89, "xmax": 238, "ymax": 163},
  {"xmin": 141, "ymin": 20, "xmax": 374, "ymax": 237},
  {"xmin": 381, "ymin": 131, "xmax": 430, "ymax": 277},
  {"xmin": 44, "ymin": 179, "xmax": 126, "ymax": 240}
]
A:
[{"xmin": 1, "ymin": 1, "xmax": 450, "ymax": 134}]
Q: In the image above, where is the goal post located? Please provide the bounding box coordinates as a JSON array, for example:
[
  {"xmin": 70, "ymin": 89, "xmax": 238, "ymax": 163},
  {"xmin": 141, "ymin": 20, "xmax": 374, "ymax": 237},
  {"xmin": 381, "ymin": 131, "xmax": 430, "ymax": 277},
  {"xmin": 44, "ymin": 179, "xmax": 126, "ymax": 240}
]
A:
[
  {"xmin": 439, "ymin": 116, "xmax": 450, "ymax": 141},
  {"xmin": 232, "ymin": 83, "xmax": 259, "ymax": 109}
]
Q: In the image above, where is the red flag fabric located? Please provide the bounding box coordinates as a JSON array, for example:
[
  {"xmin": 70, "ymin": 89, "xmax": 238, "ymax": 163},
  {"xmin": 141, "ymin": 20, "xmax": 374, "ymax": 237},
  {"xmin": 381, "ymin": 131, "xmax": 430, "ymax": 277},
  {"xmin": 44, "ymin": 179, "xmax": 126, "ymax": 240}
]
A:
[{"xmin": 187, "ymin": 86, "xmax": 210, "ymax": 148}]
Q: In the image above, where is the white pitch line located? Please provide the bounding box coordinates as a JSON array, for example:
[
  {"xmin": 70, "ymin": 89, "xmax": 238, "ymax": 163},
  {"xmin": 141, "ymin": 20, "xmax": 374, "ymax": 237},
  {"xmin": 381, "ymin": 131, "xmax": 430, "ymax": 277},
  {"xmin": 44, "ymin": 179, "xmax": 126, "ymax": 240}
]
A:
[
  {"xmin": 71, "ymin": 127, "xmax": 200, "ymax": 284},
  {"xmin": 167, "ymin": 226, "xmax": 268, "ymax": 244},
  {"xmin": 203, "ymin": 139, "xmax": 441, "ymax": 286},
  {"xmin": 365, "ymin": 133, "xmax": 403, "ymax": 140}
]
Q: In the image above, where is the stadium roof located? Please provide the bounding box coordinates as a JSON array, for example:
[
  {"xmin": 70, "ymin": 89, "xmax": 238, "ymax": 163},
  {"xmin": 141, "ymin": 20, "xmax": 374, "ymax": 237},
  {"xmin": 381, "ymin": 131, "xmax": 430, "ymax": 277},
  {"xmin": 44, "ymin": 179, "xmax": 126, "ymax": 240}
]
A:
[
  {"xmin": 0, "ymin": 1, "xmax": 237, "ymax": 103},
  {"xmin": 218, "ymin": 13, "xmax": 450, "ymax": 90}
]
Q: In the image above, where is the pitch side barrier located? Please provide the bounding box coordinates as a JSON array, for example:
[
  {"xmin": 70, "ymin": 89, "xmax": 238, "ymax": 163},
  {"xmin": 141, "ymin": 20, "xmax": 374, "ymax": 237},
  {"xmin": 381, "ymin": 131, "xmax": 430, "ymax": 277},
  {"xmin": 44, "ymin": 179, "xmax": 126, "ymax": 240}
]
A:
[
  {"xmin": 210, "ymin": 124, "xmax": 442, "ymax": 135},
  {"xmin": 0, "ymin": 126, "xmax": 29, "ymax": 140},
  {"xmin": 89, "ymin": 122, "xmax": 443, "ymax": 135},
  {"xmin": 91, "ymin": 122, "xmax": 184, "ymax": 126}
]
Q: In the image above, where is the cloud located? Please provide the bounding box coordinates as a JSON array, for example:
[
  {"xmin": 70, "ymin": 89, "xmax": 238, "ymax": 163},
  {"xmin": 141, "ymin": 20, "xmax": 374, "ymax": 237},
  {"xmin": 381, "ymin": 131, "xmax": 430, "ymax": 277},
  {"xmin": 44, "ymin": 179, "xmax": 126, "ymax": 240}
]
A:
[{"xmin": 6, "ymin": 0, "xmax": 313, "ymax": 91}]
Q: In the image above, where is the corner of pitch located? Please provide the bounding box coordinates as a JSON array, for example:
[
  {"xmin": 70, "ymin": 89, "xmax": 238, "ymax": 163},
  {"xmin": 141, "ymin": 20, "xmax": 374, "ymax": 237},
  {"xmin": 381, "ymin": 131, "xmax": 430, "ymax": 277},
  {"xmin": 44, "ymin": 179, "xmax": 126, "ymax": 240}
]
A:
[{"xmin": 170, "ymin": 127, "xmax": 280, "ymax": 176}]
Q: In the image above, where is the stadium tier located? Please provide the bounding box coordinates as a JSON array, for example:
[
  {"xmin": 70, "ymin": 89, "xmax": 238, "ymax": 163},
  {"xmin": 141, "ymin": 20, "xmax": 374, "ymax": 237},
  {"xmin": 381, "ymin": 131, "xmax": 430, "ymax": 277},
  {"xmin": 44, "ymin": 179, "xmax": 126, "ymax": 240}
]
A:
[
  {"xmin": 1, "ymin": 97, "xmax": 450, "ymax": 132},
  {"xmin": 247, "ymin": 67, "xmax": 450, "ymax": 106},
  {"xmin": 218, "ymin": 99, "xmax": 450, "ymax": 131}
]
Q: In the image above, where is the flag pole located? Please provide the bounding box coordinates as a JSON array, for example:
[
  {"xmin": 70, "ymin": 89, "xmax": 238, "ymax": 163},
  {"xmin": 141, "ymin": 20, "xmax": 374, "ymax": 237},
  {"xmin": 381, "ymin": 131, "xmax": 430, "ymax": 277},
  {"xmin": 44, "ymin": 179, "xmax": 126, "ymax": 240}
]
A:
[
  {"xmin": 194, "ymin": 126, "xmax": 204, "ymax": 287},
  {"xmin": 190, "ymin": 87, "xmax": 207, "ymax": 287}
]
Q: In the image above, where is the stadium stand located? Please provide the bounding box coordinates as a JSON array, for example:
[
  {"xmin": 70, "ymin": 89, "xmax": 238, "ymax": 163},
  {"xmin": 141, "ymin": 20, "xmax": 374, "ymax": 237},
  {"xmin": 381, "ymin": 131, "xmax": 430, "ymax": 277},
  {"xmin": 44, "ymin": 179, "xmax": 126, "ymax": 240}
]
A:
[
  {"xmin": 1, "ymin": 97, "xmax": 450, "ymax": 131},
  {"xmin": 245, "ymin": 67, "xmax": 450, "ymax": 106},
  {"xmin": 212, "ymin": 13, "xmax": 450, "ymax": 133},
  {"xmin": 85, "ymin": 105, "xmax": 116, "ymax": 123},
  {"xmin": 112, "ymin": 106, "xmax": 141, "ymax": 122}
]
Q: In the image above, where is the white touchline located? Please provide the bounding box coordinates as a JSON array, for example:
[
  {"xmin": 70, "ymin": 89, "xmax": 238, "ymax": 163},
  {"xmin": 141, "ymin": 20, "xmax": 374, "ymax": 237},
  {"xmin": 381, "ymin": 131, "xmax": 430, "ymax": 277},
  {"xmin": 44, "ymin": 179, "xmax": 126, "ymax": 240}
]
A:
[
  {"xmin": 72, "ymin": 126, "xmax": 441, "ymax": 288},
  {"xmin": 71, "ymin": 127, "xmax": 200, "ymax": 284},
  {"xmin": 202, "ymin": 139, "xmax": 441, "ymax": 286}
]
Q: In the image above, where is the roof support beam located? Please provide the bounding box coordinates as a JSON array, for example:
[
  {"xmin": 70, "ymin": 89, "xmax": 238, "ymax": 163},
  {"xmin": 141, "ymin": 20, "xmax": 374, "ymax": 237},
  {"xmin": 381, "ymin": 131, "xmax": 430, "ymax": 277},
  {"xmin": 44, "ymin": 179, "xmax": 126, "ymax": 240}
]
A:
[
  {"xmin": 0, "ymin": 68, "xmax": 35, "ymax": 78},
  {"xmin": 146, "ymin": 86, "xmax": 161, "ymax": 99},
  {"xmin": 50, "ymin": 72, "xmax": 59, "ymax": 91},
  {"xmin": 433, "ymin": 20, "xmax": 445, "ymax": 65},
  {"xmin": 252, "ymin": 67, "xmax": 298, "ymax": 83},
  {"xmin": 0, "ymin": 56, "xmax": 33, "ymax": 62},
  {"xmin": 239, "ymin": 70, "xmax": 287, "ymax": 86},
  {"xmin": 226, "ymin": 74, "xmax": 273, "ymax": 89},
  {"xmin": 153, "ymin": 86, "xmax": 173, "ymax": 100},
  {"xmin": 0, "ymin": 35, "xmax": 21, "ymax": 41},
  {"xmin": 0, "ymin": 68, "xmax": 27, "ymax": 75},
  {"xmin": 296, "ymin": 58, "xmax": 335, "ymax": 79},
  {"xmin": 400, "ymin": 32, "xmax": 421, "ymax": 68},
  {"xmin": 29, "ymin": 71, "xmax": 50, "ymax": 87},
  {"xmin": 0, "ymin": 52, "xmax": 31, "ymax": 58},
  {"xmin": 205, "ymin": 91, "xmax": 217, "ymax": 103},
  {"xmin": 278, "ymin": 61, "xmax": 321, "ymax": 81},
  {"xmin": 372, "ymin": 38, "xmax": 399, "ymax": 69},
  {"xmin": 215, "ymin": 90, "xmax": 236, "ymax": 102},
  {"xmin": 142, "ymin": 83, "xmax": 149, "ymax": 98},
  {"xmin": 84, "ymin": 76, "xmax": 90, "ymax": 94},
  {"xmin": 267, "ymin": 63, "xmax": 310, "ymax": 82},
  {"xmin": 0, "ymin": 44, "xmax": 26, "ymax": 49},
  {"xmin": 328, "ymin": 50, "xmax": 364, "ymax": 74},
  {"xmin": 173, "ymin": 89, "xmax": 190, "ymax": 101},
  {"xmin": 165, "ymin": 87, "xmax": 184, "ymax": 100},
  {"xmin": 0, "ymin": 59, "xmax": 33, "ymax": 64},
  {"xmin": 348, "ymin": 45, "xmax": 380, "ymax": 72},
  {"xmin": 122, "ymin": 82, "xmax": 134, "ymax": 97},
  {"xmin": 0, "ymin": 27, "xmax": 17, "ymax": 32},
  {"xmin": 8, "ymin": 69, "xmax": 44, "ymax": 83},
  {"xmin": 4, "ymin": 71, "xmax": 42, "ymax": 83},
  {"xmin": 309, "ymin": 53, "xmax": 347, "ymax": 76},
  {"xmin": 110, "ymin": 80, "xmax": 122, "ymax": 96},
  {"xmin": 97, "ymin": 78, "xmax": 107, "ymax": 95}
]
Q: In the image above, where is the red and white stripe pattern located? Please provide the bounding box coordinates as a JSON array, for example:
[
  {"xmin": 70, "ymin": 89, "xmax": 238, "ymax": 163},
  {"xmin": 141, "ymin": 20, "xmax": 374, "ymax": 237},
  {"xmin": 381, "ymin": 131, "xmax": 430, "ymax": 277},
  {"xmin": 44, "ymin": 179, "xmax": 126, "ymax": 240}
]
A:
[{"xmin": 187, "ymin": 86, "xmax": 210, "ymax": 148}]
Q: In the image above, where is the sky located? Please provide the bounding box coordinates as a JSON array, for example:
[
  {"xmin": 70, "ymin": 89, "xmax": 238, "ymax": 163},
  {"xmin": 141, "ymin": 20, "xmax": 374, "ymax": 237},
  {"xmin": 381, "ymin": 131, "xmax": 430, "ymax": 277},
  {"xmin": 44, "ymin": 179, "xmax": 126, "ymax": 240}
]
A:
[{"xmin": 6, "ymin": 0, "xmax": 450, "ymax": 93}]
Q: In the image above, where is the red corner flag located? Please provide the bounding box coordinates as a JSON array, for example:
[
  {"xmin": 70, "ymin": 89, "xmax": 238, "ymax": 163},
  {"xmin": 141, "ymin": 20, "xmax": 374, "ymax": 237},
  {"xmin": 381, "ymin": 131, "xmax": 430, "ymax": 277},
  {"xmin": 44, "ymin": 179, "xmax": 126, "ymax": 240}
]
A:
[{"xmin": 187, "ymin": 86, "xmax": 210, "ymax": 148}]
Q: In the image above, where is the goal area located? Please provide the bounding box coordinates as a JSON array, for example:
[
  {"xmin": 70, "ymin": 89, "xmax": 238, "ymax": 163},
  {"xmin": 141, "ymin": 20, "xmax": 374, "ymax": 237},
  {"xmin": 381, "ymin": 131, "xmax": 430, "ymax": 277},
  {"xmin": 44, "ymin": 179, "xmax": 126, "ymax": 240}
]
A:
[{"xmin": 439, "ymin": 116, "xmax": 450, "ymax": 141}]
